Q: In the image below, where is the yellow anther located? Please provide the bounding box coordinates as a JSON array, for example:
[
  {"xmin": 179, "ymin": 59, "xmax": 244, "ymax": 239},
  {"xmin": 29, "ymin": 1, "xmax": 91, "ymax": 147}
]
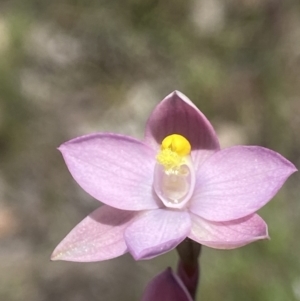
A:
[
  {"xmin": 156, "ymin": 149, "xmax": 182, "ymax": 170},
  {"xmin": 161, "ymin": 134, "xmax": 191, "ymax": 156},
  {"xmin": 156, "ymin": 134, "xmax": 191, "ymax": 170}
]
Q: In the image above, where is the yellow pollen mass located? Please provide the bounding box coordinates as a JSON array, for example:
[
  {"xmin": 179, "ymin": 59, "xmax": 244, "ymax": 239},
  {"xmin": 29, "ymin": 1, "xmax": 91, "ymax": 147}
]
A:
[
  {"xmin": 161, "ymin": 134, "xmax": 191, "ymax": 156},
  {"xmin": 156, "ymin": 134, "xmax": 191, "ymax": 170}
]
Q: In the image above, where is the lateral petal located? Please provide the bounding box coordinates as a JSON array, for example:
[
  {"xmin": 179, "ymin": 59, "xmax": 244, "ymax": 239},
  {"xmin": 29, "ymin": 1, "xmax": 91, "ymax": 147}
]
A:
[
  {"xmin": 189, "ymin": 213, "xmax": 268, "ymax": 249},
  {"xmin": 59, "ymin": 133, "xmax": 161, "ymax": 211},
  {"xmin": 51, "ymin": 205, "xmax": 136, "ymax": 262},
  {"xmin": 190, "ymin": 146, "xmax": 297, "ymax": 221}
]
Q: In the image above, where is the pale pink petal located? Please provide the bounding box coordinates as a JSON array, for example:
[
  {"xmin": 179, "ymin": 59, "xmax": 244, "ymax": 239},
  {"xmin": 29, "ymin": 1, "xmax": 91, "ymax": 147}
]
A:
[
  {"xmin": 189, "ymin": 213, "xmax": 268, "ymax": 249},
  {"xmin": 144, "ymin": 91, "xmax": 220, "ymax": 167},
  {"xmin": 124, "ymin": 209, "xmax": 191, "ymax": 260},
  {"xmin": 51, "ymin": 205, "xmax": 137, "ymax": 262},
  {"xmin": 141, "ymin": 268, "xmax": 192, "ymax": 301},
  {"xmin": 59, "ymin": 133, "xmax": 161, "ymax": 211},
  {"xmin": 190, "ymin": 146, "xmax": 297, "ymax": 221}
]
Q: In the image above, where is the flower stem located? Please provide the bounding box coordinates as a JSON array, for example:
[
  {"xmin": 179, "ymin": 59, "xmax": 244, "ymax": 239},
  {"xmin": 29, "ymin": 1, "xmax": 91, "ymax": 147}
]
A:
[{"xmin": 176, "ymin": 239, "xmax": 201, "ymax": 300}]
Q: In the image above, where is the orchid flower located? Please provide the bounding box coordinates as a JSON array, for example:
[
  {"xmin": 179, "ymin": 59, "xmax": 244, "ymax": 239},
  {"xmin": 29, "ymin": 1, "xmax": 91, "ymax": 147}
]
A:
[
  {"xmin": 51, "ymin": 91, "xmax": 297, "ymax": 262},
  {"xmin": 141, "ymin": 268, "xmax": 192, "ymax": 301}
]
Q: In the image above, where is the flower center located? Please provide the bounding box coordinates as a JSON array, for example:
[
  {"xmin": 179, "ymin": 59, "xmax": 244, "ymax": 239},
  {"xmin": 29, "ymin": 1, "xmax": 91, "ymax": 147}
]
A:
[
  {"xmin": 156, "ymin": 134, "xmax": 191, "ymax": 170},
  {"xmin": 153, "ymin": 134, "xmax": 195, "ymax": 209}
]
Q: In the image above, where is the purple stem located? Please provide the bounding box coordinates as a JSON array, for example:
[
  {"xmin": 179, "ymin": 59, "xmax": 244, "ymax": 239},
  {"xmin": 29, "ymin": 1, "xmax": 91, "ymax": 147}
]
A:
[{"xmin": 176, "ymin": 239, "xmax": 201, "ymax": 300}]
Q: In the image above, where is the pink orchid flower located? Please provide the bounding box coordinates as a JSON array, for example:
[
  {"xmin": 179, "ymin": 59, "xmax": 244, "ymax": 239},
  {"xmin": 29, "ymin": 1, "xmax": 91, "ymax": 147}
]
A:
[
  {"xmin": 141, "ymin": 268, "xmax": 192, "ymax": 301},
  {"xmin": 51, "ymin": 91, "xmax": 297, "ymax": 261}
]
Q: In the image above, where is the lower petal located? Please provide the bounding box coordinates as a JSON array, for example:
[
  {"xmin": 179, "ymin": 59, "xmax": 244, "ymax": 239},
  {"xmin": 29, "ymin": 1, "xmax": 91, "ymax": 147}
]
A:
[
  {"xmin": 188, "ymin": 213, "xmax": 268, "ymax": 249},
  {"xmin": 51, "ymin": 205, "xmax": 137, "ymax": 262},
  {"xmin": 124, "ymin": 209, "xmax": 191, "ymax": 260}
]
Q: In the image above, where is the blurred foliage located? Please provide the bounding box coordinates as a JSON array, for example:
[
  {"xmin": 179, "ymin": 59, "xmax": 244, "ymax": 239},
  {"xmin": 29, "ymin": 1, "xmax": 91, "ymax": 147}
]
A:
[{"xmin": 0, "ymin": 0, "xmax": 299, "ymax": 300}]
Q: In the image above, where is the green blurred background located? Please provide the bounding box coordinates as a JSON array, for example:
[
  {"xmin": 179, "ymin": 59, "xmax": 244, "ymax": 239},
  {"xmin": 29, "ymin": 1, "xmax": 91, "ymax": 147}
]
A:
[{"xmin": 0, "ymin": 0, "xmax": 299, "ymax": 300}]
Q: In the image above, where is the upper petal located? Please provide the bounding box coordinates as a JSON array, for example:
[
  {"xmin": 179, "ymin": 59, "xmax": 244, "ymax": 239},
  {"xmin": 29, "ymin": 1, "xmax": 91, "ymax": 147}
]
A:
[
  {"xmin": 59, "ymin": 133, "xmax": 161, "ymax": 211},
  {"xmin": 141, "ymin": 268, "xmax": 192, "ymax": 301},
  {"xmin": 189, "ymin": 213, "xmax": 268, "ymax": 249},
  {"xmin": 124, "ymin": 209, "xmax": 191, "ymax": 260},
  {"xmin": 190, "ymin": 146, "xmax": 297, "ymax": 221},
  {"xmin": 144, "ymin": 91, "xmax": 220, "ymax": 167},
  {"xmin": 51, "ymin": 205, "xmax": 137, "ymax": 262}
]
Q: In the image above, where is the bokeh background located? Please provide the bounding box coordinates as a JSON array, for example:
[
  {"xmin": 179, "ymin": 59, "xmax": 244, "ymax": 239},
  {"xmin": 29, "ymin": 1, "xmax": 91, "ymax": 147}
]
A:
[{"xmin": 0, "ymin": 0, "xmax": 299, "ymax": 300}]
